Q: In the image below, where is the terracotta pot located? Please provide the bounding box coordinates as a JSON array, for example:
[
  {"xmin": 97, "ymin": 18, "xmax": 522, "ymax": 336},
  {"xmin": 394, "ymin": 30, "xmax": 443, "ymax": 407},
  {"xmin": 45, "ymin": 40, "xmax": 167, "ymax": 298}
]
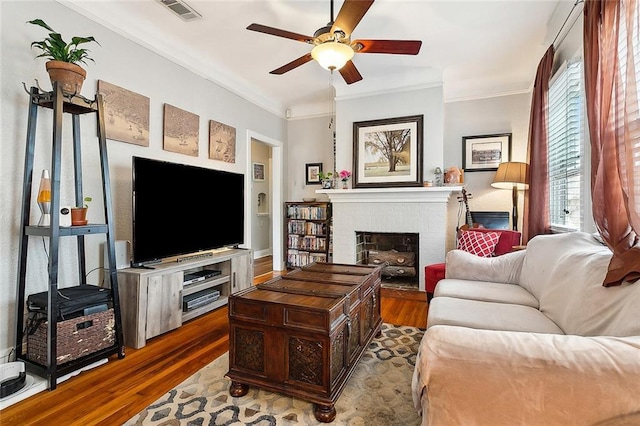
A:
[
  {"xmin": 45, "ymin": 60, "xmax": 87, "ymax": 95},
  {"xmin": 70, "ymin": 207, "xmax": 88, "ymax": 226}
]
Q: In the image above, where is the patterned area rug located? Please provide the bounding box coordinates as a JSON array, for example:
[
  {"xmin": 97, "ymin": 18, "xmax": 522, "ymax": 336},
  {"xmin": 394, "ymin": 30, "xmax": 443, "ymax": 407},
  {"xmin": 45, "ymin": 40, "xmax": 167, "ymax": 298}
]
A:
[{"xmin": 125, "ymin": 323, "xmax": 424, "ymax": 425}]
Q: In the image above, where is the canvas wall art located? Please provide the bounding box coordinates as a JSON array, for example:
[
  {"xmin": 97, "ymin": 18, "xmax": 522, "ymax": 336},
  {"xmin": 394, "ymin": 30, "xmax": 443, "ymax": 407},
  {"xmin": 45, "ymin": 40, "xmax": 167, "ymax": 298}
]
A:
[
  {"xmin": 209, "ymin": 120, "xmax": 236, "ymax": 163},
  {"xmin": 97, "ymin": 80, "xmax": 150, "ymax": 146},
  {"xmin": 163, "ymin": 104, "xmax": 199, "ymax": 157}
]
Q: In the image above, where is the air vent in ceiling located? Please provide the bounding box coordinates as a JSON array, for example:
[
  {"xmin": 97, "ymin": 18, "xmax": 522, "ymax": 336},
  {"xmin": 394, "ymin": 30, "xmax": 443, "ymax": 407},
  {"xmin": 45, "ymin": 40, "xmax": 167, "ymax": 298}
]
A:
[{"xmin": 157, "ymin": 0, "xmax": 202, "ymax": 21}]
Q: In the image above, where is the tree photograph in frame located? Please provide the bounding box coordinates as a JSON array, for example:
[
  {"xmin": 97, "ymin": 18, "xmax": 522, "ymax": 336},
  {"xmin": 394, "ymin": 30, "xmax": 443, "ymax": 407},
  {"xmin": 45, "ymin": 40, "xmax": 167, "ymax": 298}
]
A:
[
  {"xmin": 305, "ymin": 163, "xmax": 322, "ymax": 185},
  {"xmin": 352, "ymin": 115, "xmax": 424, "ymax": 188},
  {"xmin": 462, "ymin": 133, "xmax": 512, "ymax": 172}
]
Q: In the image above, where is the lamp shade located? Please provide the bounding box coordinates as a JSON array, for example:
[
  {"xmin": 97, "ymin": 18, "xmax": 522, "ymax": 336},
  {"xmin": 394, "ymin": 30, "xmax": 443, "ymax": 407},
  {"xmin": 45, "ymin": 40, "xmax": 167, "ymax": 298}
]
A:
[
  {"xmin": 311, "ymin": 42, "xmax": 354, "ymax": 71},
  {"xmin": 491, "ymin": 161, "xmax": 529, "ymax": 190}
]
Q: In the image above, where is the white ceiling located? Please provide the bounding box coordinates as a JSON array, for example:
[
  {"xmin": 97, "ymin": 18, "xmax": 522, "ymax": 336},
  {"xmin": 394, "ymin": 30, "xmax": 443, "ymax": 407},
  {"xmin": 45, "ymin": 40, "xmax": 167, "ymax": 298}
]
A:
[{"xmin": 62, "ymin": 0, "xmax": 569, "ymax": 118}]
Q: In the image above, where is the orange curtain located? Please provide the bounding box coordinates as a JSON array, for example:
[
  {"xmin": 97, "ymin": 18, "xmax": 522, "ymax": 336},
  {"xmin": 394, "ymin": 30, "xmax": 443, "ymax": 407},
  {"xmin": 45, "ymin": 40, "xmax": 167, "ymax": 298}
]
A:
[
  {"xmin": 523, "ymin": 45, "xmax": 555, "ymax": 243},
  {"xmin": 584, "ymin": 0, "xmax": 640, "ymax": 286}
]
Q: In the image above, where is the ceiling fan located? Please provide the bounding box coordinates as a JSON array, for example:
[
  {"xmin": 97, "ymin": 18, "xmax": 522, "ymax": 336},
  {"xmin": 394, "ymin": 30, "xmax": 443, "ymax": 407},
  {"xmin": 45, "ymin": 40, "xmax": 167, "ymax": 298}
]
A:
[{"xmin": 246, "ymin": 0, "xmax": 422, "ymax": 84}]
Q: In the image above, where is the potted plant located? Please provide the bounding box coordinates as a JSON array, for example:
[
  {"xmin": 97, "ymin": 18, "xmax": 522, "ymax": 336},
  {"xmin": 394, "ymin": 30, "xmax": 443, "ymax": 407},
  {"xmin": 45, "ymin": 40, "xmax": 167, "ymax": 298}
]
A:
[
  {"xmin": 71, "ymin": 196, "xmax": 92, "ymax": 226},
  {"xmin": 27, "ymin": 19, "xmax": 100, "ymax": 95},
  {"xmin": 318, "ymin": 171, "xmax": 334, "ymax": 189}
]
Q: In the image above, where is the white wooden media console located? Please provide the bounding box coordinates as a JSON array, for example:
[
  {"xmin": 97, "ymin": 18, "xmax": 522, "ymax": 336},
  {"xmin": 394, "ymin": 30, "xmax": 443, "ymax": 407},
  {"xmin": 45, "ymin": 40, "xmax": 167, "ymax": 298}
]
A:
[{"xmin": 117, "ymin": 248, "xmax": 253, "ymax": 349}]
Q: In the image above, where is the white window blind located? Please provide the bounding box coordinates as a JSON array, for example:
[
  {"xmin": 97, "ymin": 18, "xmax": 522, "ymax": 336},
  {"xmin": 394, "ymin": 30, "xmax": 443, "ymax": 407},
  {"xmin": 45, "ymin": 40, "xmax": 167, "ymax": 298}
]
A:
[{"xmin": 548, "ymin": 60, "xmax": 583, "ymax": 231}]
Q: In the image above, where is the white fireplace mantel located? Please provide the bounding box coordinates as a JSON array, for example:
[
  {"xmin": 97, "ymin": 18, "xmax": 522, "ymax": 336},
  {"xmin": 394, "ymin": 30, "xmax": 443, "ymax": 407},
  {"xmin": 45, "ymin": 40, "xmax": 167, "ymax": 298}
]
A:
[
  {"xmin": 316, "ymin": 185, "xmax": 463, "ymax": 292},
  {"xmin": 316, "ymin": 186, "xmax": 463, "ymax": 203}
]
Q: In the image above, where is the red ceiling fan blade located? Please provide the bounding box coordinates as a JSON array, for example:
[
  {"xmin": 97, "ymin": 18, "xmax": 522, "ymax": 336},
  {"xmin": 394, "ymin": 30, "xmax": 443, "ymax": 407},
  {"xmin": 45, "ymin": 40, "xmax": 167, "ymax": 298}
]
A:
[
  {"xmin": 247, "ymin": 23, "xmax": 313, "ymax": 43},
  {"xmin": 331, "ymin": 0, "xmax": 374, "ymax": 36},
  {"xmin": 270, "ymin": 53, "xmax": 314, "ymax": 75},
  {"xmin": 354, "ymin": 39, "xmax": 422, "ymax": 55},
  {"xmin": 339, "ymin": 60, "xmax": 363, "ymax": 84}
]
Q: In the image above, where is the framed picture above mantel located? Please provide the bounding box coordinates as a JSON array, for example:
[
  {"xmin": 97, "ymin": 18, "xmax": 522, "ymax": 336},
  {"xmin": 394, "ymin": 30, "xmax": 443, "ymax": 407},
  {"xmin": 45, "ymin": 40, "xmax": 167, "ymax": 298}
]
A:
[
  {"xmin": 462, "ymin": 133, "xmax": 512, "ymax": 172},
  {"xmin": 352, "ymin": 114, "xmax": 424, "ymax": 188}
]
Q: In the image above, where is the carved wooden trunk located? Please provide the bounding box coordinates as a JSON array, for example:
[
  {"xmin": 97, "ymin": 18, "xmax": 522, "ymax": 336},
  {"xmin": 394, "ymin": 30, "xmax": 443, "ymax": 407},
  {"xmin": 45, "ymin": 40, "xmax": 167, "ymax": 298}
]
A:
[{"xmin": 226, "ymin": 262, "xmax": 382, "ymax": 422}]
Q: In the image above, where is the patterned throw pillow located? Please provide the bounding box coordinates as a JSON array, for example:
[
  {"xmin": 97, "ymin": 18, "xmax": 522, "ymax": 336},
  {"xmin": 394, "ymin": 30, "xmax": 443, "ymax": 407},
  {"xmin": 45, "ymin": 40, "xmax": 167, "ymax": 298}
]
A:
[{"xmin": 457, "ymin": 230, "xmax": 501, "ymax": 257}]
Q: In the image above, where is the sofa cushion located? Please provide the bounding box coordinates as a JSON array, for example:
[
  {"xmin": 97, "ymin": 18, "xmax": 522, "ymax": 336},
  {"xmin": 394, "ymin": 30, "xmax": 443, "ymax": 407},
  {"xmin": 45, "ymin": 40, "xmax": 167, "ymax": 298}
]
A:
[
  {"xmin": 427, "ymin": 297, "xmax": 564, "ymax": 334},
  {"xmin": 445, "ymin": 249, "xmax": 526, "ymax": 284},
  {"xmin": 457, "ymin": 230, "xmax": 501, "ymax": 257},
  {"xmin": 434, "ymin": 279, "xmax": 539, "ymax": 308},
  {"xmin": 521, "ymin": 232, "xmax": 640, "ymax": 336},
  {"xmin": 466, "ymin": 227, "xmax": 522, "ymax": 256}
]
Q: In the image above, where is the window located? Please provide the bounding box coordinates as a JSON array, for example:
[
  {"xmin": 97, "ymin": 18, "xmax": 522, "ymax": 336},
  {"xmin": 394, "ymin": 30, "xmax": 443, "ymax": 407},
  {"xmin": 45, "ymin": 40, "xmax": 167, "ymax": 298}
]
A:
[{"xmin": 548, "ymin": 60, "xmax": 584, "ymax": 231}]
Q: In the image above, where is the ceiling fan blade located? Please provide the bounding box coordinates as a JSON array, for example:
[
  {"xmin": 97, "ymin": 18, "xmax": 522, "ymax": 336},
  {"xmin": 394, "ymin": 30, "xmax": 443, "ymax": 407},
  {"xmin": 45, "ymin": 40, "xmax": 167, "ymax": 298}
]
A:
[
  {"xmin": 354, "ymin": 39, "xmax": 422, "ymax": 55},
  {"xmin": 331, "ymin": 0, "xmax": 374, "ymax": 36},
  {"xmin": 269, "ymin": 53, "xmax": 314, "ymax": 75},
  {"xmin": 247, "ymin": 23, "xmax": 313, "ymax": 43},
  {"xmin": 339, "ymin": 60, "xmax": 363, "ymax": 84}
]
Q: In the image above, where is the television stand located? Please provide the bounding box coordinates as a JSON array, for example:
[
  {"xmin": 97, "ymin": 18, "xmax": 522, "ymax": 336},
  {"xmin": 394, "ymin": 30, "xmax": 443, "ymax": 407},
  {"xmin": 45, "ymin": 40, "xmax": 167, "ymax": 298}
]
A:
[
  {"xmin": 117, "ymin": 248, "xmax": 252, "ymax": 348},
  {"xmin": 177, "ymin": 251, "xmax": 214, "ymax": 263}
]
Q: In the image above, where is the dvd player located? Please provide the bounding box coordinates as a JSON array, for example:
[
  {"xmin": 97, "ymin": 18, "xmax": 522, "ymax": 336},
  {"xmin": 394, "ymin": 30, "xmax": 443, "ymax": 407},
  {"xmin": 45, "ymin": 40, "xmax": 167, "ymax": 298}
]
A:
[
  {"xmin": 183, "ymin": 288, "xmax": 220, "ymax": 311},
  {"xmin": 183, "ymin": 269, "xmax": 221, "ymax": 286}
]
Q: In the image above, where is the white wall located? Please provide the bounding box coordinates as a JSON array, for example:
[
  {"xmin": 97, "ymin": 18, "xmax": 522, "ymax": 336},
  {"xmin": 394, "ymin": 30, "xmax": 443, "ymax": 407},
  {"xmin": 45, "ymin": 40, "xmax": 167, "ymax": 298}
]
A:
[
  {"xmin": 0, "ymin": 1, "xmax": 286, "ymax": 360},
  {"xmin": 443, "ymin": 93, "xmax": 531, "ymax": 250},
  {"xmin": 287, "ymin": 115, "xmax": 334, "ymax": 202}
]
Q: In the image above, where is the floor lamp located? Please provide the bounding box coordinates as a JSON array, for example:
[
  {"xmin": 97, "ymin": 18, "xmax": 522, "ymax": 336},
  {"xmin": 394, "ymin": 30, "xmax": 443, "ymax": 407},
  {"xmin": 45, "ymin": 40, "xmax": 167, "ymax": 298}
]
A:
[{"xmin": 491, "ymin": 162, "xmax": 529, "ymax": 231}]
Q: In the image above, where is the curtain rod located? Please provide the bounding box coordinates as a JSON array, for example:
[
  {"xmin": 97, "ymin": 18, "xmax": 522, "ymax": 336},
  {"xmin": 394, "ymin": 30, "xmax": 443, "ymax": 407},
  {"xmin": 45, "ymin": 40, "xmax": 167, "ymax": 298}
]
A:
[{"xmin": 552, "ymin": 0, "xmax": 585, "ymax": 49}]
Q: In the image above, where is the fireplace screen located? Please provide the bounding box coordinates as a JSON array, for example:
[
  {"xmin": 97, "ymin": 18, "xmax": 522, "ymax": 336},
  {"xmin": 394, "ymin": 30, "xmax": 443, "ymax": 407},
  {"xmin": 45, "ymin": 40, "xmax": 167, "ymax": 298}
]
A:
[{"xmin": 355, "ymin": 231, "xmax": 419, "ymax": 288}]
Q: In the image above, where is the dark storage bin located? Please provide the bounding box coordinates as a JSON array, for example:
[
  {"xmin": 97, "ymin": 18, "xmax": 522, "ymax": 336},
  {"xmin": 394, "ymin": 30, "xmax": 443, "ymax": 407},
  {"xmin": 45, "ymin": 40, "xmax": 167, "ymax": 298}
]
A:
[{"xmin": 27, "ymin": 308, "xmax": 115, "ymax": 365}]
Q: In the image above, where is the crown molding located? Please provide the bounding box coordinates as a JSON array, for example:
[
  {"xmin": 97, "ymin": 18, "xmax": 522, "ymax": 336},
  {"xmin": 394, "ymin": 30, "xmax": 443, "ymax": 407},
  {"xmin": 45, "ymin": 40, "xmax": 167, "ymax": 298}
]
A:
[{"xmin": 57, "ymin": 0, "xmax": 287, "ymax": 119}]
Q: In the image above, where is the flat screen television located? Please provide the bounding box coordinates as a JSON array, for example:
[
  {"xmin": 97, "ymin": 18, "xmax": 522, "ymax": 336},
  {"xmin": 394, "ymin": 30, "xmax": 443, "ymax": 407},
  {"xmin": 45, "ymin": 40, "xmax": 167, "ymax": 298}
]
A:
[{"xmin": 132, "ymin": 156, "xmax": 245, "ymax": 267}]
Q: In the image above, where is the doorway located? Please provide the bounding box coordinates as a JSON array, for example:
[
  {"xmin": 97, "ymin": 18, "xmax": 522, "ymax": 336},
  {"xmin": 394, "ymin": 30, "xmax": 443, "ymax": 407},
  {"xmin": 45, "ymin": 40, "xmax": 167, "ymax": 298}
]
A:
[{"xmin": 247, "ymin": 130, "xmax": 284, "ymax": 272}]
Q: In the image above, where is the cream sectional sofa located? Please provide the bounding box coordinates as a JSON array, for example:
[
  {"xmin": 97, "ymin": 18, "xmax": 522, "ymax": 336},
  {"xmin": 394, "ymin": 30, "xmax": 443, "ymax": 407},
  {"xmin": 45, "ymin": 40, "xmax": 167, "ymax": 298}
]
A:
[{"xmin": 412, "ymin": 232, "xmax": 640, "ymax": 425}]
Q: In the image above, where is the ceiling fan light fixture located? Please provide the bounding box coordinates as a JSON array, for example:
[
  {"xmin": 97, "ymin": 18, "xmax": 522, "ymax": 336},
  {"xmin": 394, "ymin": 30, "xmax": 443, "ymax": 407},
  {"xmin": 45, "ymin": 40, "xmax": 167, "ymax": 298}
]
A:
[{"xmin": 311, "ymin": 41, "xmax": 354, "ymax": 71}]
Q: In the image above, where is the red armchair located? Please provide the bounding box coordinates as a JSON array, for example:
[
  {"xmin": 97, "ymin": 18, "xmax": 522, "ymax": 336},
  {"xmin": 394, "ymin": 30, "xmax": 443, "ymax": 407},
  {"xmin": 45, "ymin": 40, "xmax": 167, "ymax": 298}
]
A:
[{"xmin": 425, "ymin": 228, "xmax": 522, "ymax": 301}]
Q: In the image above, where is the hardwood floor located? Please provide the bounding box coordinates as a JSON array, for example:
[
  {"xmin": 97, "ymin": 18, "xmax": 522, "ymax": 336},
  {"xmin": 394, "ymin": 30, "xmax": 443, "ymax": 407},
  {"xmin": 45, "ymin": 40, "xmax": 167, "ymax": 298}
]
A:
[{"xmin": 1, "ymin": 257, "xmax": 428, "ymax": 425}]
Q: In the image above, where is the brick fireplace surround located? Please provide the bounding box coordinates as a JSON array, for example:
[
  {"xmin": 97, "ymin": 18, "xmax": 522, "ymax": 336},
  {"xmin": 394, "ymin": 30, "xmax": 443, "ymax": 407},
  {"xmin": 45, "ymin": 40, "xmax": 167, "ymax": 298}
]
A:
[{"xmin": 317, "ymin": 186, "xmax": 463, "ymax": 292}]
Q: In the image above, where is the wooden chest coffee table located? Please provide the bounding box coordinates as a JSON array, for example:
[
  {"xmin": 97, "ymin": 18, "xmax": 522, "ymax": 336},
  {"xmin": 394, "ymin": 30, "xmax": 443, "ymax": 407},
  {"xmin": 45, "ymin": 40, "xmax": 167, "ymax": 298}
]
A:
[{"xmin": 226, "ymin": 262, "xmax": 382, "ymax": 422}]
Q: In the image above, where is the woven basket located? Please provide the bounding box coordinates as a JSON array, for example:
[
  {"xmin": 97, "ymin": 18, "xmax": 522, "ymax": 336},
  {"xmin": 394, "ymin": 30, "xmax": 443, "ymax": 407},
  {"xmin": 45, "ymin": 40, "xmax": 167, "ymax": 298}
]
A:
[{"xmin": 27, "ymin": 308, "xmax": 115, "ymax": 365}]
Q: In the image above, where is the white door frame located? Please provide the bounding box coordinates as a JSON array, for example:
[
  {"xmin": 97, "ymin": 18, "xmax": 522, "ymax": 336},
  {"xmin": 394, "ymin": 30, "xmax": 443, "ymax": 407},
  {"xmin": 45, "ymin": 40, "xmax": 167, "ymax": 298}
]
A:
[{"xmin": 246, "ymin": 130, "xmax": 284, "ymax": 272}]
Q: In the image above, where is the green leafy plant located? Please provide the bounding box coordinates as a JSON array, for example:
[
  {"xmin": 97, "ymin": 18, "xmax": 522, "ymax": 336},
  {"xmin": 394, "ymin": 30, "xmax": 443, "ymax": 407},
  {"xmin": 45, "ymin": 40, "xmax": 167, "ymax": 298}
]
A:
[
  {"xmin": 77, "ymin": 196, "xmax": 92, "ymax": 209},
  {"xmin": 27, "ymin": 19, "xmax": 99, "ymax": 65},
  {"xmin": 318, "ymin": 171, "xmax": 333, "ymax": 181}
]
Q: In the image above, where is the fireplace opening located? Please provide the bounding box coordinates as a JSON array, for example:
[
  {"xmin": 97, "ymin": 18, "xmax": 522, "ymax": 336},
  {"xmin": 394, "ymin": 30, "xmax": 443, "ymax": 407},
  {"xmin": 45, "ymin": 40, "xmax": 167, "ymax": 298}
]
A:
[{"xmin": 355, "ymin": 231, "xmax": 419, "ymax": 289}]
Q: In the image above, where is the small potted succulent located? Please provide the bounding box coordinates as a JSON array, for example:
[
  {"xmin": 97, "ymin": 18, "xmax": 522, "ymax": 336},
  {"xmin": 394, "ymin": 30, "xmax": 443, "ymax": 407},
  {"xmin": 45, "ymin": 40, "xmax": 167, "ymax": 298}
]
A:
[
  {"xmin": 318, "ymin": 171, "xmax": 334, "ymax": 189},
  {"xmin": 71, "ymin": 196, "xmax": 92, "ymax": 226},
  {"xmin": 27, "ymin": 19, "xmax": 100, "ymax": 95}
]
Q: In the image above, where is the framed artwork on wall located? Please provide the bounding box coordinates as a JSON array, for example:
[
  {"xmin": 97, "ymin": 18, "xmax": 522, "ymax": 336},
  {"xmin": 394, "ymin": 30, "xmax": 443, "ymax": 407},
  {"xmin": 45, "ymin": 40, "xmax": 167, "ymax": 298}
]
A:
[
  {"xmin": 352, "ymin": 114, "xmax": 424, "ymax": 188},
  {"xmin": 305, "ymin": 163, "xmax": 322, "ymax": 185},
  {"xmin": 253, "ymin": 162, "xmax": 265, "ymax": 181},
  {"xmin": 462, "ymin": 133, "xmax": 512, "ymax": 172}
]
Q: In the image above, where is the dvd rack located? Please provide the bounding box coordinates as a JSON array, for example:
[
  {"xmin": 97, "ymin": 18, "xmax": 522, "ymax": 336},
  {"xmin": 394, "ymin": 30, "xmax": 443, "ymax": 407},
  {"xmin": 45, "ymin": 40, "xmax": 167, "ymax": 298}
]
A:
[{"xmin": 284, "ymin": 201, "xmax": 332, "ymax": 269}]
